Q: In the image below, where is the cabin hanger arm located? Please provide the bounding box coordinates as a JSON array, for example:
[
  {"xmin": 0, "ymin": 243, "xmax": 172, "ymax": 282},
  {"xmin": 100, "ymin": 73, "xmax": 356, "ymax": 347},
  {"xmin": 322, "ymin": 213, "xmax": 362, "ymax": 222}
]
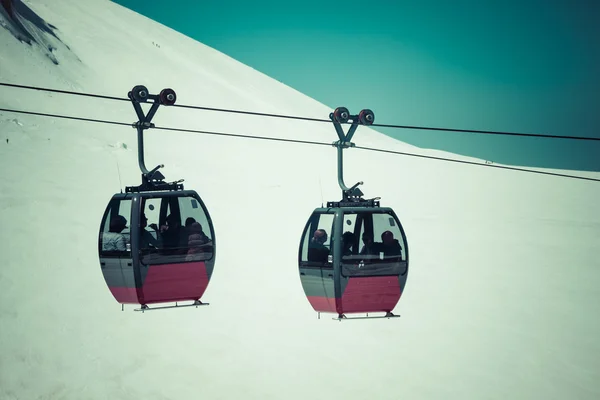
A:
[
  {"xmin": 126, "ymin": 85, "xmax": 184, "ymax": 193},
  {"xmin": 329, "ymin": 107, "xmax": 375, "ymax": 202}
]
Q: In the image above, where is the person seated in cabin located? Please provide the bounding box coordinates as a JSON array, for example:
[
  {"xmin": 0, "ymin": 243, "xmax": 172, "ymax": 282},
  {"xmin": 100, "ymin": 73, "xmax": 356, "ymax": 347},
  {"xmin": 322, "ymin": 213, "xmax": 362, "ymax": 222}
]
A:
[
  {"xmin": 185, "ymin": 222, "xmax": 212, "ymax": 261},
  {"xmin": 184, "ymin": 217, "xmax": 197, "ymax": 233},
  {"xmin": 359, "ymin": 232, "xmax": 379, "ymax": 256},
  {"xmin": 341, "ymin": 231, "xmax": 356, "ymax": 257},
  {"xmin": 102, "ymin": 215, "xmax": 128, "ymax": 251},
  {"xmin": 380, "ymin": 230, "xmax": 403, "ymax": 261},
  {"xmin": 184, "ymin": 217, "xmax": 211, "ymax": 241},
  {"xmin": 158, "ymin": 214, "xmax": 188, "ymax": 254},
  {"xmin": 307, "ymin": 229, "xmax": 330, "ymax": 262},
  {"xmin": 140, "ymin": 213, "xmax": 160, "ymax": 250}
]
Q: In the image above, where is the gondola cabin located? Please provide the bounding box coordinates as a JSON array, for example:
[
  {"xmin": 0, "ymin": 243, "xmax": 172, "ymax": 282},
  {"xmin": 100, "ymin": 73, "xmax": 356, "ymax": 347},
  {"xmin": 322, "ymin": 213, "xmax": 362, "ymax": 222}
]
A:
[
  {"xmin": 298, "ymin": 200, "xmax": 409, "ymax": 318},
  {"xmin": 98, "ymin": 190, "xmax": 216, "ymax": 309},
  {"xmin": 297, "ymin": 106, "xmax": 409, "ymax": 319},
  {"xmin": 98, "ymin": 84, "xmax": 216, "ymax": 311}
]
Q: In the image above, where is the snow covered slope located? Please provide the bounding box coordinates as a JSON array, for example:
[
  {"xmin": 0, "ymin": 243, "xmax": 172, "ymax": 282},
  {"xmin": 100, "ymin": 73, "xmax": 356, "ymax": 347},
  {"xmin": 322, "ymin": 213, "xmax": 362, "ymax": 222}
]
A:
[{"xmin": 1, "ymin": 0, "xmax": 599, "ymax": 399}]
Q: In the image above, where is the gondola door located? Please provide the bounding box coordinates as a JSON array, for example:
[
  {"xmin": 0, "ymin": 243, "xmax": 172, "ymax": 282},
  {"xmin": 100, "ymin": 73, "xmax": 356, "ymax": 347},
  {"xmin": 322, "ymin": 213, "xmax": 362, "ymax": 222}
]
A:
[
  {"xmin": 99, "ymin": 195, "xmax": 137, "ymax": 303},
  {"xmin": 338, "ymin": 209, "xmax": 409, "ymax": 314},
  {"xmin": 137, "ymin": 192, "xmax": 215, "ymax": 305},
  {"xmin": 298, "ymin": 211, "xmax": 337, "ymax": 313}
]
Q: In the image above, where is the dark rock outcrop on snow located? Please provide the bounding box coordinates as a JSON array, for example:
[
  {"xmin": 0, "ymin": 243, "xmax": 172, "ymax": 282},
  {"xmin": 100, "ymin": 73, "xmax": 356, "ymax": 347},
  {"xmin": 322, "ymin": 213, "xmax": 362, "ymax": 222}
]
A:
[{"xmin": 1, "ymin": 0, "xmax": 74, "ymax": 65}]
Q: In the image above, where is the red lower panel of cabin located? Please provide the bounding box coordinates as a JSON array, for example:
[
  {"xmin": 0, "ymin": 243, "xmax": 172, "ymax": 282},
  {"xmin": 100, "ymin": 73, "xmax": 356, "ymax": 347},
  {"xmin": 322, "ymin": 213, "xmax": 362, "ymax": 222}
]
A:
[
  {"xmin": 140, "ymin": 261, "xmax": 209, "ymax": 304},
  {"xmin": 340, "ymin": 276, "xmax": 401, "ymax": 313},
  {"xmin": 109, "ymin": 262, "xmax": 209, "ymax": 304},
  {"xmin": 306, "ymin": 295, "xmax": 338, "ymax": 314},
  {"xmin": 109, "ymin": 286, "xmax": 139, "ymax": 304},
  {"xmin": 306, "ymin": 276, "xmax": 401, "ymax": 315}
]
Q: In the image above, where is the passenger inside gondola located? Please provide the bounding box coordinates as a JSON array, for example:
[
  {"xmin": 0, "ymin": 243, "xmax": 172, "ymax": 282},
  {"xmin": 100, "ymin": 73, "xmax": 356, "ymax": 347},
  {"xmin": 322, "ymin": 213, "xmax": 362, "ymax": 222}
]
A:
[
  {"xmin": 359, "ymin": 232, "xmax": 378, "ymax": 256},
  {"xmin": 184, "ymin": 217, "xmax": 197, "ymax": 232},
  {"xmin": 381, "ymin": 230, "xmax": 403, "ymax": 260},
  {"xmin": 307, "ymin": 229, "xmax": 330, "ymax": 262},
  {"xmin": 140, "ymin": 213, "xmax": 160, "ymax": 249},
  {"xmin": 184, "ymin": 217, "xmax": 211, "ymax": 244},
  {"xmin": 186, "ymin": 221, "xmax": 211, "ymax": 261},
  {"xmin": 159, "ymin": 214, "xmax": 188, "ymax": 254},
  {"xmin": 342, "ymin": 231, "xmax": 356, "ymax": 256},
  {"xmin": 102, "ymin": 215, "xmax": 128, "ymax": 251}
]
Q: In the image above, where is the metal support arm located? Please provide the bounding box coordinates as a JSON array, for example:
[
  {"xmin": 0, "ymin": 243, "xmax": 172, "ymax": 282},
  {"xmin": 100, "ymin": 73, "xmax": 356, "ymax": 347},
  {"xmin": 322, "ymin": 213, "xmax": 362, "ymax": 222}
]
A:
[
  {"xmin": 329, "ymin": 107, "xmax": 375, "ymax": 202},
  {"xmin": 124, "ymin": 85, "xmax": 183, "ymax": 193},
  {"xmin": 131, "ymin": 100, "xmax": 161, "ymax": 178}
]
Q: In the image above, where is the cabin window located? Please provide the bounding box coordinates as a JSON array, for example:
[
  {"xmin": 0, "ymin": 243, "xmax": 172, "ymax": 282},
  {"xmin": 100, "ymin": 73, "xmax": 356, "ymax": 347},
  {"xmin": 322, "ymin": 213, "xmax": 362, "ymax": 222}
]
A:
[
  {"xmin": 99, "ymin": 198, "xmax": 132, "ymax": 257},
  {"xmin": 140, "ymin": 195, "xmax": 214, "ymax": 265},
  {"xmin": 300, "ymin": 213, "xmax": 334, "ymax": 267},
  {"xmin": 340, "ymin": 213, "xmax": 359, "ymax": 256},
  {"xmin": 365, "ymin": 213, "xmax": 406, "ymax": 262},
  {"xmin": 178, "ymin": 196, "xmax": 214, "ymax": 261},
  {"xmin": 341, "ymin": 211, "xmax": 407, "ymax": 276}
]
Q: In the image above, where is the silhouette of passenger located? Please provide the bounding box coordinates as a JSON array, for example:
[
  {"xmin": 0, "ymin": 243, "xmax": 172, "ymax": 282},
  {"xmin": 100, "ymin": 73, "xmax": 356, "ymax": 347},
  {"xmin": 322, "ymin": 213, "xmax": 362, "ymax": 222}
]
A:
[
  {"xmin": 307, "ymin": 229, "xmax": 330, "ymax": 262},
  {"xmin": 186, "ymin": 222, "xmax": 211, "ymax": 261},
  {"xmin": 381, "ymin": 230, "xmax": 402, "ymax": 260},
  {"xmin": 185, "ymin": 217, "xmax": 196, "ymax": 231},
  {"xmin": 160, "ymin": 214, "xmax": 187, "ymax": 253},
  {"xmin": 342, "ymin": 231, "xmax": 356, "ymax": 256},
  {"xmin": 184, "ymin": 217, "xmax": 211, "ymax": 243},
  {"xmin": 140, "ymin": 213, "xmax": 160, "ymax": 249},
  {"xmin": 102, "ymin": 215, "xmax": 127, "ymax": 251},
  {"xmin": 359, "ymin": 232, "xmax": 379, "ymax": 256}
]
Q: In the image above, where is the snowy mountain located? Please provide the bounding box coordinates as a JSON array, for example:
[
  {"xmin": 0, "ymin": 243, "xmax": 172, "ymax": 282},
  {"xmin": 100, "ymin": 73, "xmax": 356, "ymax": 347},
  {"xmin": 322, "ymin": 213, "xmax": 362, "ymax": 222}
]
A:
[{"xmin": 1, "ymin": 0, "xmax": 599, "ymax": 399}]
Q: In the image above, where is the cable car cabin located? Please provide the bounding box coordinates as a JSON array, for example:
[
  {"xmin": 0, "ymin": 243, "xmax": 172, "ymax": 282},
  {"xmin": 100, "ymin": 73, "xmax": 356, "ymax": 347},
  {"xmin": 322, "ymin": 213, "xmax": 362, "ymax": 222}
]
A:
[
  {"xmin": 298, "ymin": 202, "xmax": 409, "ymax": 318},
  {"xmin": 98, "ymin": 190, "xmax": 216, "ymax": 309}
]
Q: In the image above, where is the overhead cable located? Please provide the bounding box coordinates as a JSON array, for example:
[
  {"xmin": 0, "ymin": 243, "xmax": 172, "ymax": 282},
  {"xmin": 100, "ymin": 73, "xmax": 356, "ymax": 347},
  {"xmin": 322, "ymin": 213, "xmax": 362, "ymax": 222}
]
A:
[
  {"xmin": 2, "ymin": 106, "xmax": 598, "ymax": 183},
  {"xmin": 2, "ymin": 82, "xmax": 599, "ymax": 142}
]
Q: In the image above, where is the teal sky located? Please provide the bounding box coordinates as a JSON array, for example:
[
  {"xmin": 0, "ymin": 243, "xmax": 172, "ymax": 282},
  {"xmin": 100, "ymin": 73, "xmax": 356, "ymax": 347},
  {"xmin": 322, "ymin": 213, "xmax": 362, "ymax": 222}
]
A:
[{"xmin": 113, "ymin": 0, "xmax": 600, "ymax": 172}]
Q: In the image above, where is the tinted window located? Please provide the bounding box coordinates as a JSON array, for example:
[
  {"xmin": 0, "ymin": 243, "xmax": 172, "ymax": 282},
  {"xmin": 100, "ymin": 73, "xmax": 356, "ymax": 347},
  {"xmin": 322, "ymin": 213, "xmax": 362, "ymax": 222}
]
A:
[
  {"xmin": 179, "ymin": 196, "xmax": 214, "ymax": 261},
  {"xmin": 366, "ymin": 213, "xmax": 406, "ymax": 261},
  {"xmin": 99, "ymin": 198, "xmax": 132, "ymax": 257},
  {"xmin": 341, "ymin": 211, "xmax": 407, "ymax": 276},
  {"xmin": 140, "ymin": 195, "xmax": 214, "ymax": 265},
  {"xmin": 340, "ymin": 213, "xmax": 359, "ymax": 256},
  {"xmin": 300, "ymin": 213, "xmax": 334, "ymax": 267}
]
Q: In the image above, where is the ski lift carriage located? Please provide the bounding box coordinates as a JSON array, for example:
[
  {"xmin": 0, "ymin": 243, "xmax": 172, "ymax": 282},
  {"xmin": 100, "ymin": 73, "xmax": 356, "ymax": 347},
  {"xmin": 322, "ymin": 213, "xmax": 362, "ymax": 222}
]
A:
[
  {"xmin": 298, "ymin": 107, "xmax": 410, "ymax": 321},
  {"xmin": 98, "ymin": 85, "xmax": 217, "ymax": 312}
]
